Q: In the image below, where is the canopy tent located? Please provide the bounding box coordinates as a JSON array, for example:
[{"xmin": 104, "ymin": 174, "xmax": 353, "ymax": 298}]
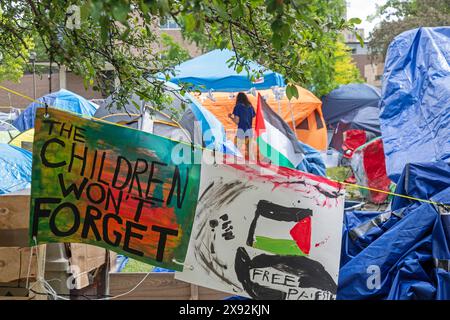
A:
[
  {"xmin": 94, "ymin": 82, "xmax": 239, "ymax": 155},
  {"xmin": 0, "ymin": 120, "xmax": 19, "ymax": 144},
  {"xmin": 0, "ymin": 143, "xmax": 32, "ymax": 195},
  {"xmin": 380, "ymin": 27, "xmax": 450, "ymax": 183},
  {"xmin": 197, "ymin": 86, "xmax": 328, "ymax": 150},
  {"xmin": 167, "ymin": 49, "xmax": 285, "ymax": 92},
  {"xmin": 13, "ymin": 89, "xmax": 98, "ymax": 132}
]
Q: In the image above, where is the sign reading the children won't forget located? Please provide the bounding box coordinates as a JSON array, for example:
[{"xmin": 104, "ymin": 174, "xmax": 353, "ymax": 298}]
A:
[{"xmin": 30, "ymin": 108, "xmax": 201, "ymax": 271}]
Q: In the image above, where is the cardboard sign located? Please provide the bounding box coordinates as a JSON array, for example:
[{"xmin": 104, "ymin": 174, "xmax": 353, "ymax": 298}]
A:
[
  {"xmin": 30, "ymin": 108, "xmax": 201, "ymax": 271},
  {"xmin": 176, "ymin": 161, "xmax": 345, "ymax": 299}
]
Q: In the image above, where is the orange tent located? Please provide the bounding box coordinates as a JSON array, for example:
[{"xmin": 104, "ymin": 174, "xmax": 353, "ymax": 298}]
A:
[{"xmin": 196, "ymin": 86, "xmax": 327, "ymax": 150}]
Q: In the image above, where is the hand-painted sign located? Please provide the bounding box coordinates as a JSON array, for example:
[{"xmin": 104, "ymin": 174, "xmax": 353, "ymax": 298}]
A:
[
  {"xmin": 30, "ymin": 108, "xmax": 201, "ymax": 271},
  {"xmin": 176, "ymin": 161, "xmax": 345, "ymax": 299}
]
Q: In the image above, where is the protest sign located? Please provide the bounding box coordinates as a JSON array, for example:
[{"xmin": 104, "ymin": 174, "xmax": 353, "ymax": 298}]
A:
[
  {"xmin": 30, "ymin": 108, "xmax": 201, "ymax": 271},
  {"xmin": 176, "ymin": 161, "xmax": 345, "ymax": 299}
]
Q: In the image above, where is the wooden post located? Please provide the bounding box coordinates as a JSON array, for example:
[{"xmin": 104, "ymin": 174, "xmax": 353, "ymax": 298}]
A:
[
  {"xmin": 29, "ymin": 244, "xmax": 48, "ymax": 300},
  {"xmin": 190, "ymin": 284, "xmax": 199, "ymax": 300}
]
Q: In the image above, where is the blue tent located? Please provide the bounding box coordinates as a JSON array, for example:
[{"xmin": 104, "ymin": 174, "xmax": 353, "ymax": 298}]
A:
[
  {"xmin": 0, "ymin": 144, "xmax": 32, "ymax": 195},
  {"xmin": 338, "ymin": 161, "xmax": 450, "ymax": 299},
  {"xmin": 380, "ymin": 27, "xmax": 450, "ymax": 183},
  {"xmin": 168, "ymin": 49, "xmax": 285, "ymax": 92},
  {"xmin": 322, "ymin": 83, "xmax": 381, "ymax": 134},
  {"xmin": 13, "ymin": 89, "xmax": 98, "ymax": 132}
]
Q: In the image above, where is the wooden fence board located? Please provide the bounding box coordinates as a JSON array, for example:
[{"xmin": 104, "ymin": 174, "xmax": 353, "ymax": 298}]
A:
[
  {"xmin": 0, "ymin": 194, "xmax": 30, "ymax": 247},
  {"xmin": 109, "ymin": 273, "xmax": 230, "ymax": 300}
]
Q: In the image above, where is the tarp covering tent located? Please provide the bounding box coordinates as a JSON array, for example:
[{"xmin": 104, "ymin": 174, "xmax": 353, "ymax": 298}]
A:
[
  {"xmin": 322, "ymin": 83, "xmax": 381, "ymax": 133},
  {"xmin": 94, "ymin": 82, "xmax": 239, "ymax": 155},
  {"xmin": 198, "ymin": 86, "xmax": 327, "ymax": 151},
  {"xmin": 350, "ymin": 137, "xmax": 392, "ymax": 204},
  {"xmin": 0, "ymin": 120, "xmax": 19, "ymax": 144},
  {"xmin": 167, "ymin": 49, "xmax": 285, "ymax": 92},
  {"xmin": 338, "ymin": 161, "xmax": 450, "ymax": 299},
  {"xmin": 13, "ymin": 89, "xmax": 98, "ymax": 132},
  {"xmin": 380, "ymin": 27, "xmax": 450, "ymax": 183},
  {"xmin": 0, "ymin": 143, "xmax": 32, "ymax": 195}
]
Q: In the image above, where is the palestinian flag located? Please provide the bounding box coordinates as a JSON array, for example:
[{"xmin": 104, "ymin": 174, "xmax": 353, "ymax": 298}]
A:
[{"xmin": 255, "ymin": 93, "xmax": 304, "ymax": 168}]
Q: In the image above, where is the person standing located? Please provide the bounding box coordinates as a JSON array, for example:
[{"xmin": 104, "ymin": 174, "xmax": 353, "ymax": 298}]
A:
[{"xmin": 228, "ymin": 92, "xmax": 256, "ymax": 160}]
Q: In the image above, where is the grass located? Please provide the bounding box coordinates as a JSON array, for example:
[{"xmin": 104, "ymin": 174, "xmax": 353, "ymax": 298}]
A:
[
  {"xmin": 121, "ymin": 258, "xmax": 155, "ymax": 273},
  {"xmin": 326, "ymin": 166, "xmax": 361, "ymax": 199}
]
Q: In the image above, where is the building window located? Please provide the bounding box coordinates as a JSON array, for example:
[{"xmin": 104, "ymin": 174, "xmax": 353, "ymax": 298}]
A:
[
  {"xmin": 159, "ymin": 17, "xmax": 180, "ymax": 30},
  {"xmin": 375, "ymin": 75, "xmax": 382, "ymax": 81}
]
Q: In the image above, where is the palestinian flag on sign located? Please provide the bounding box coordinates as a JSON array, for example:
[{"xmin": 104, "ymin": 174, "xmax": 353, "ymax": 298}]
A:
[{"xmin": 255, "ymin": 93, "xmax": 304, "ymax": 169}]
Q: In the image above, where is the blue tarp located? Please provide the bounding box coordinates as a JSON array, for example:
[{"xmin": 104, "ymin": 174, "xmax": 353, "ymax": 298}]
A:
[
  {"xmin": 380, "ymin": 27, "xmax": 450, "ymax": 183},
  {"xmin": 167, "ymin": 49, "xmax": 285, "ymax": 92},
  {"xmin": 338, "ymin": 161, "xmax": 450, "ymax": 300},
  {"xmin": 0, "ymin": 143, "xmax": 32, "ymax": 195},
  {"xmin": 13, "ymin": 89, "xmax": 98, "ymax": 132},
  {"xmin": 297, "ymin": 141, "xmax": 326, "ymax": 177}
]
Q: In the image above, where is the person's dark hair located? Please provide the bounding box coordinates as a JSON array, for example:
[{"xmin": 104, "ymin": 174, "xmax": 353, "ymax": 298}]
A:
[{"xmin": 236, "ymin": 92, "xmax": 252, "ymax": 107}]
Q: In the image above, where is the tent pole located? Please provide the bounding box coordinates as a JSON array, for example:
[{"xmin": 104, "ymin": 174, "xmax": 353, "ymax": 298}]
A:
[{"xmin": 288, "ymin": 99, "xmax": 298, "ymax": 139}]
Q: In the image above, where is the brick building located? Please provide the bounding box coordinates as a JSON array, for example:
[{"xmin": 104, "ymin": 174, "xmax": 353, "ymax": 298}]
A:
[
  {"xmin": 0, "ymin": 18, "xmax": 201, "ymax": 110},
  {"xmin": 342, "ymin": 29, "xmax": 384, "ymax": 87}
]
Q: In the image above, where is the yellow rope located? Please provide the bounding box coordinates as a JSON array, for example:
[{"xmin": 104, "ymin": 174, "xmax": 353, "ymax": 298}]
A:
[
  {"xmin": 0, "ymin": 85, "xmax": 38, "ymax": 104},
  {"xmin": 1, "ymin": 84, "xmax": 448, "ymax": 209},
  {"xmin": 328, "ymin": 179, "xmax": 444, "ymax": 207}
]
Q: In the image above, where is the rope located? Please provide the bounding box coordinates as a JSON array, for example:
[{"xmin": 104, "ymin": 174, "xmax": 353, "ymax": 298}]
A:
[
  {"xmin": 328, "ymin": 178, "xmax": 444, "ymax": 207},
  {"xmin": 1, "ymin": 85, "xmax": 448, "ymax": 208}
]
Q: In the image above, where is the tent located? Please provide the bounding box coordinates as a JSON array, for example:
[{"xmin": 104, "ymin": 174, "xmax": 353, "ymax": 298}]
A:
[
  {"xmin": 322, "ymin": 83, "xmax": 381, "ymax": 151},
  {"xmin": 8, "ymin": 128, "xmax": 34, "ymax": 151},
  {"xmin": 338, "ymin": 161, "xmax": 450, "ymax": 299},
  {"xmin": 13, "ymin": 89, "xmax": 98, "ymax": 132},
  {"xmin": 0, "ymin": 144, "xmax": 32, "ymax": 195},
  {"xmin": 380, "ymin": 27, "xmax": 450, "ymax": 183},
  {"xmin": 322, "ymin": 83, "xmax": 381, "ymax": 132},
  {"xmin": 94, "ymin": 82, "xmax": 239, "ymax": 155},
  {"xmin": 198, "ymin": 86, "xmax": 328, "ymax": 151},
  {"xmin": 0, "ymin": 120, "xmax": 19, "ymax": 144},
  {"xmin": 167, "ymin": 49, "xmax": 285, "ymax": 92}
]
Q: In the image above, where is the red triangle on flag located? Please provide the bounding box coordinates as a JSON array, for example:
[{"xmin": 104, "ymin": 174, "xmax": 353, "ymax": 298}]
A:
[
  {"xmin": 255, "ymin": 93, "xmax": 266, "ymax": 138},
  {"xmin": 289, "ymin": 216, "xmax": 312, "ymax": 255}
]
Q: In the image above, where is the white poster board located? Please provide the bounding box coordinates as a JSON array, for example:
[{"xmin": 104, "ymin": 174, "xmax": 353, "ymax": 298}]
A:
[{"xmin": 176, "ymin": 162, "xmax": 345, "ymax": 300}]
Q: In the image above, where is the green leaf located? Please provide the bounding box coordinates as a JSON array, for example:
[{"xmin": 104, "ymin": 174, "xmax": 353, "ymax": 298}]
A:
[
  {"xmin": 355, "ymin": 32, "xmax": 365, "ymax": 47},
  {"xmin": 286, "ymin": 84, "xmax": 299, "ymax": 100},
  {"xmin": 184, "ymin": 14, "xmax": 196, "ymax": 32},
  {"xmin": 348, "ymin": 17, "xmax": 362, "ymax": 25}
]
